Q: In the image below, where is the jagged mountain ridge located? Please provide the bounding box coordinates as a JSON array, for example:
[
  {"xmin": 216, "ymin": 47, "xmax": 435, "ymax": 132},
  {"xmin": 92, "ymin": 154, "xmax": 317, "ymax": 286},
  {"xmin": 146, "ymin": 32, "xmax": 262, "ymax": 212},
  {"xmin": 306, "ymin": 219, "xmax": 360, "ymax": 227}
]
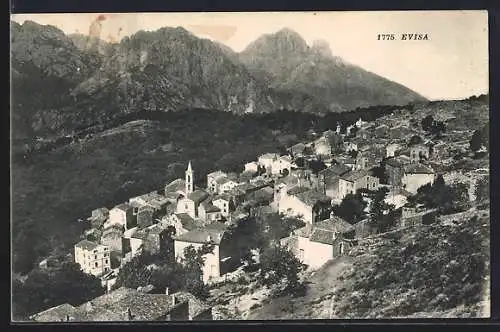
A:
[
  {"xmin": 11, "ymin": 21, "xmax": 426, "ymax": 139},
  {"xmin": 239, "ymin": 28, "xmax": 427, "ymax": 111}
]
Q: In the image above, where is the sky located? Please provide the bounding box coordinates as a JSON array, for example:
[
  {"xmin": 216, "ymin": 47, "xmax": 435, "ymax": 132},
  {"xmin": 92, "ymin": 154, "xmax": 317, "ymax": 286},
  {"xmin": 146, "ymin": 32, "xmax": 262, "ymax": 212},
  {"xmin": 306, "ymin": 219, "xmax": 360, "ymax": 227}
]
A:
[{"xmin": 11, "ymin": 11, "xmax": 489, "ymax": 100}]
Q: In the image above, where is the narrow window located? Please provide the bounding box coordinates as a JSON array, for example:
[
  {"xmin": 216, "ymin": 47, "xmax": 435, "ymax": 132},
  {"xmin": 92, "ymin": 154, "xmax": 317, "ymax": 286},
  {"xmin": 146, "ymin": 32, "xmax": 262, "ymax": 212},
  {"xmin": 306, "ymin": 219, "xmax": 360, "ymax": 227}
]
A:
[{"xmin": 95, "ymin": 262, "xmax": 98, "ymax": 267}]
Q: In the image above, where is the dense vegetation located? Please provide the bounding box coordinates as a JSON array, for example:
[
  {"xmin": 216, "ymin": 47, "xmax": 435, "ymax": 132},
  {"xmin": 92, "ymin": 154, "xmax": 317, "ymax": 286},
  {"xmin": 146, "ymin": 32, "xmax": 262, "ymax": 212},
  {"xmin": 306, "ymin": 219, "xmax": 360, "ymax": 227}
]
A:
[
  {"xmin": 12, "ymin": 262, "xmax": 104, "ymax": 320},
  {"xmin": 113, "ymin": 242, "xmax": 214, "ymax": 300},
  {"xmin": 12, "ymin": 105, "xmax": 404, "ymax": 275}
]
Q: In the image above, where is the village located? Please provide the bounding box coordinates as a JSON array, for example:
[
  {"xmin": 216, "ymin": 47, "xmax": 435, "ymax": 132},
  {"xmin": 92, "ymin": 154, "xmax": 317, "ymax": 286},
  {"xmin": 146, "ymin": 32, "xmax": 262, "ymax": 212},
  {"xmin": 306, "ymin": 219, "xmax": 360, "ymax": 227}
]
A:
[{"xmin": 29, "ymin": 104, "xmax": 489, "ymax": 322}]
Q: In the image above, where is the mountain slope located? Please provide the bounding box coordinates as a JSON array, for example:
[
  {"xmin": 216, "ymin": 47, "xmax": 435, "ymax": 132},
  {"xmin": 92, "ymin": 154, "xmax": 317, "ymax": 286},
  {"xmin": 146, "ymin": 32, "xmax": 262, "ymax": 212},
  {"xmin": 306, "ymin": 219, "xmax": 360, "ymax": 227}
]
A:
[
  {"xmin": 11, "ymin": 22, "xmax": 425, "ymax": 139},
  {"xmin": 239, "ymin": 28, "xmax": 427, "ymax": 111},
  {"xmin": 11, "ymin": 21, "xmax": 104, "ymax": 139}
]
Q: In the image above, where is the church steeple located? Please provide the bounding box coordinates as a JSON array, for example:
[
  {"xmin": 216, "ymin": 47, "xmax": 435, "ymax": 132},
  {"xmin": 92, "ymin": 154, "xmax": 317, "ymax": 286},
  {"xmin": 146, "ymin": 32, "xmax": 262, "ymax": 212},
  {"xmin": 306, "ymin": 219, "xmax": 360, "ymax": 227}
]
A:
[{"xmin": 185, "ymin": 161, "xmax": 193, "ymax": 195}]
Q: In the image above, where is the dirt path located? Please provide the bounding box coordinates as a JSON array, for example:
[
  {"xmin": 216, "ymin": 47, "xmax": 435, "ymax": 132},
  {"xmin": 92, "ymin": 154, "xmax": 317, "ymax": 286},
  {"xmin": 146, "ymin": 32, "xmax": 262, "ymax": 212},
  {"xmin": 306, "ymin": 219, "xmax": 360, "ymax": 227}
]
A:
[{"xmin": 246, "ymin": 256, "xmax": 354, "ymax": 320}]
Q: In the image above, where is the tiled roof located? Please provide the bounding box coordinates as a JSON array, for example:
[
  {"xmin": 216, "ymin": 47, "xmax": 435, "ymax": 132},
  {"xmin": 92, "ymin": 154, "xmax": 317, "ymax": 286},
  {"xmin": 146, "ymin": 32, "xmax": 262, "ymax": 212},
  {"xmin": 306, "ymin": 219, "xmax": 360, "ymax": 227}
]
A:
[
  {"xmin": 201, "ymin": 202, "xmax": 221, "ymax": 213},
  {"xmin": 174, "ymin": 213, "xmax": 199, "ymax": 231},
  {"xmin": 293, "ymin": 216, "xmax": 354, "ymax": 245},
  {"xmin": 215, "ymin": 176, "xmax": 230, "ymax": 185},
  {"xmin": 30, "ymin": 303, "xmax": 84, "ymax": 322},
  {"xmin": 174, "ymin": 223, "xmax": 228, "ymax": 245},
  {"xmin": 73, "ymin": 287, "xmax": 185, "ymax": 321},
  {"xmin": 340, "ymin": 169, "xmax": 368, "ymax": 182},
  {"xmin": 319, "ymin": 163, "xmax": 351, "ymax": 178},
  {"xmin": 404, "ymin": 163, "xmax": 435, "ymax": 174},
  {"xmin": 207, "ymin": 171, "xmax": 226, "ymax": 178},
  {"xmin": 187, "ymin": 190, "xmax": 209, "ymax": 203},
  {"xmin": 75, "ymin": 240, "xmax": 99, "ymax": 251},
  {"xmin": 114, "ymin": 203, "xmax": 132, "ymax": 212},
  {"xmin": 314, "ymin": 217, "xmax": 355, "ymax": 234},
  {"xmin": 276, "ymin": 175, "xmax": 300, "ymax": 186},
  {"xmin": 293, "ymin": 189, "xmax": 331, "ymax": 206}
]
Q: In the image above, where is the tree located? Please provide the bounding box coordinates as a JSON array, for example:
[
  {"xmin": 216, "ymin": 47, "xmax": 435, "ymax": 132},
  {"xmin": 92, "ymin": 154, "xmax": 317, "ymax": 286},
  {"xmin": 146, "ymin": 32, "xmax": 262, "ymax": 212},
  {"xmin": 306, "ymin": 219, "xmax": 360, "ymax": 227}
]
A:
[
  {"xmin": 469, "ymin": 129, "xmax": 484, "ymax": 152},
  {"xmin": 114, "ymin": 252, "xmax": 155, "ymax": 290},
  {"xmin": 308, "ymin": 159, "xmax": 326, "ymax": 174},
  {"xmin": 12, "ymin": 262, "xmax": 104, "ymax": 319},
  {"xmin": 421, "ymin": 115, "xmax": 434, "ymax": 131},
  {"xmin": 409, "ymin": 135, "xmax": 423, "ymax": 146},
  {"xmin": 180, "ymin": 244, "xmax": 215, "ymax": 299},
  {"xmin": 333, "ymin": 193, "xmax": 367, "ymax": 224},
  {"xmin": 369, "ymin": 187, "xmax": 395, "ymax": 233},
  {"xmin": 259, "ymin": 244, "xmax": 307, "ymax": 295},
  {"xmin": 295, "ymin": 157, "xmax": 306, "ymax": 168},
  {"xmin": 475, "ymin": 176, "xmax": 489, "ymax": 203}
]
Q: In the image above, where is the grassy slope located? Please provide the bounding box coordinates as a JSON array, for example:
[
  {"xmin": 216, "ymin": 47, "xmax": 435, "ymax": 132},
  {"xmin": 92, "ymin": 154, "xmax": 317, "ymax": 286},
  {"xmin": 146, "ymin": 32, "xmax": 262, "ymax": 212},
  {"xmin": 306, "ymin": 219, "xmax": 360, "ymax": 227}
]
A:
[{"xmin": 244, "ymin": 207, "xmax": 489, "ymax": 319}]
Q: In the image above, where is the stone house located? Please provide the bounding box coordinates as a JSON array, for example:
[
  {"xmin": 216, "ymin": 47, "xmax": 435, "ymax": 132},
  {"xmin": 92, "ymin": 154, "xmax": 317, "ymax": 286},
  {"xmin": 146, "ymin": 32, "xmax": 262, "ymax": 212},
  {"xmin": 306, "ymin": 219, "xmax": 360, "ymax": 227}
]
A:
[
  {"xmin": 176, "ymin": 189, "xmax": 210, "ymax": 219},
  {"xmin": 168, "ymin": 213, "xmax": 201, "ymax": 236},
  {"xmin": 198, "ymin": 201, "xmax": 223, "ymax": 223},
  {"xmin": 338, "ymin": 169, "xmax": 379, "ymax": 200},
  {"xmin": 244, "ymin": 161, "xmax": 259, "ymax": 173},
  {"xmin": 257, "ymin": 153, "xmax": 280, "ymax": 173},
  {"xmin": 399, "ymin": 206, "xmax": 438, "ymax": 228},
  {"xmin": 317, "ymin": 163, "xmax": 351, "ymax": 199},
  {"xmin": 108, "ymin": 203, "xmax": 137, "ymax": 231},
  {"xmin": 385, "ymin": 155, "xmax": 412, "ymax": 186},
  {"xmin": 280, "ymin": 216, "xmax": 355, "ymax": 270},
  {"xmin": 100, "ymin": 224, "xmax": 125, "ymax": 254},
  {"xmin": 129, "ymin": 224, "xmax": 173, "ymax": 256},
  {"xmin": 275, "ymin": 186, "xmax": 331, "ymax": 224},
  {"xmin": 288, "ymin": 142, "xmax": 307, "ymax": 158},
  {"xmin": 401, "ymin": 163, "xmax": 436, "ymax": 194},
  {"xmin": 174, "ymin": 222, "xmax": 233, "ymax": 283},
  {"xmin": 74, "ymin": 240, "xmax": 111, "ymax": 277},
  {"xmin": 409, "ymin": 144, "xmax": 432, "ymax": 163}
]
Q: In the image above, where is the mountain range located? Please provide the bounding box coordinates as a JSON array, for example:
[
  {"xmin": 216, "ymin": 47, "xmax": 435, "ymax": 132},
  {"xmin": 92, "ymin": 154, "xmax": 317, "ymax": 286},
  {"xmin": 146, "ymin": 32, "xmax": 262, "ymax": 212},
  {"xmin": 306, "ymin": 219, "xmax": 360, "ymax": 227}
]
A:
[{"xmin": 11, "ymin": 20, "xmax": 427, "ymax": 139}]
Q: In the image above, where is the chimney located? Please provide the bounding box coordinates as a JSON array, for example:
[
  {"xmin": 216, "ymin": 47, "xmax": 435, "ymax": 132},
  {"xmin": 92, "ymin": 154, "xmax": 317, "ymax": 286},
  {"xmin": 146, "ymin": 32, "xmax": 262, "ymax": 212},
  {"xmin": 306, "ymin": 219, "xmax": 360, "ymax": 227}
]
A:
[
  {"xmin": 165, "ymin": 287, "xmax": 169, "ymax": 295},
  {"xmin": 127, "ymin": 307, "xmax": 133, "ymax": 321}
]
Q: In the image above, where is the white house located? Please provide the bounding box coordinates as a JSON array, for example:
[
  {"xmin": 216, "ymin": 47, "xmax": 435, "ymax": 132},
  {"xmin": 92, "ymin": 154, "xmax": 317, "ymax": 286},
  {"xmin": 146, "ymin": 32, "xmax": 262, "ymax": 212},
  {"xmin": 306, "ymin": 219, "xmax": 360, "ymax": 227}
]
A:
[
  {"xmin": 338, "ymin": 170, "xmax": 379, "ymax": 200},
  {"xmin": 108, "ymin": 203, "xmax": 137, "ymax": 230},
  {"xmin": 386, "ymin": 143, "xmax": 401, "ymax": 158},
  {"xmin": 74, "ymin": 240, "xmax": 111, "ymax": 277},
  {"xmin": 212, "ymin": 195, "xmax": 231, "ymax": 217},
  {"xmin": 244, "ymin": 161, "xmax": 259, "ymax": 173},
  {"xmin": 174, "ymin": 223, "xmax": 230, "ymax": 283},
  {"xmin": 206, "ymin": 170, "xmax": 227, "ymax": 193},
  {"xmin": 271, "ymin": 155, "xmax": 293, "ymax": 176},
  {"xmin": 275, "ymin": 187, "xmax": 331, "ymax": 224},
  {"xmin": 258, "ymin": 153, "xmax": 279, "ymax": 173},
  {"xmin": 280, "ymin": 216, "xmax": 355, "ymax": 270},
  {"xmin": 219, "ymin": 178, "xmax": 239, "ymax": 193},
  {"xmin": 402, "ymin": 164, "xmax": 436, "ymax": 194}
]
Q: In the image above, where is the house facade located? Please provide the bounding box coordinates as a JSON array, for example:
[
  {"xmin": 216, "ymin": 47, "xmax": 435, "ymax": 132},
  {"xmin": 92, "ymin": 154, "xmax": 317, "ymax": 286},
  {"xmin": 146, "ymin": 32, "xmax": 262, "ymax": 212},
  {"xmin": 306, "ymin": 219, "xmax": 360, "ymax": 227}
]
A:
[
  {"xmin": 174, "ymin": 223, "xmax": 231, "ymax": 283},
  {"xmin": 275, "ymin": 187, "xmax": 331, "ymax": 224},
  {"xmin": 74, "ymin": 240, "xmax": 111, "ymax": 276},
  {"xmin": 338, "ymin": 170, "xmax": 379, "ymax": 199},
  {"xmin": 402, "ymin": 164, "xmax": 436, "ymax": 194},
  {"xmin": 280, "ymin": 217, "xmax": 355, "ymax": 270},
  {"xmin": 109, "ymin": 203, "xmax": 137, "ymax": 230}
]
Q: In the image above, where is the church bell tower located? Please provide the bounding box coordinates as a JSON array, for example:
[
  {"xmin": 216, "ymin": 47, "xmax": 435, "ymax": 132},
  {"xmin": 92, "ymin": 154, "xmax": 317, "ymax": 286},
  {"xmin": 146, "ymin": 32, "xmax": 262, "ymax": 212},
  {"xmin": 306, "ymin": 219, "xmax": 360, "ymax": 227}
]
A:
[{"xmin": 185, "ymin": 161, "xmax": 194, "ymax": 195}]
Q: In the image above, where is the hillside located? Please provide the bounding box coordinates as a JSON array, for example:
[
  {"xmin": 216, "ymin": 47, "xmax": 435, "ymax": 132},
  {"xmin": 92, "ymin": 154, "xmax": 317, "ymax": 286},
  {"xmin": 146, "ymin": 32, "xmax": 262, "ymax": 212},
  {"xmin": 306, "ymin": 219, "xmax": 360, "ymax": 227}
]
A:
[
  {"xmin": 243, "ymin": 207, "xmax": 489, "ymax": 319},
  {"xmin": 239, "ymin": 28, "xmax": 427, "ymax": 111}
]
